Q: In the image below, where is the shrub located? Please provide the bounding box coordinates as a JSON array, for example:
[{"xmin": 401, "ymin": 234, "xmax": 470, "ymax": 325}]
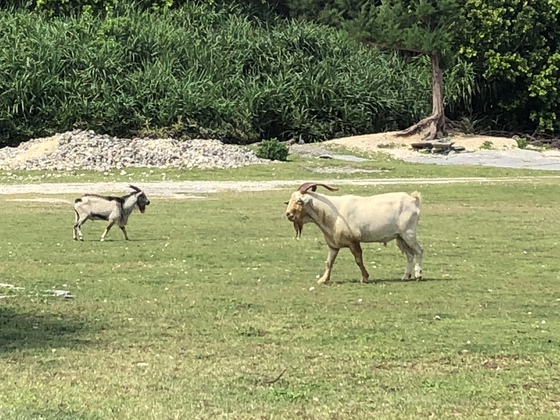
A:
[
  {"xmin": 255, "ymin": 138, "xmax": 289, "ymax": 161},
  {"xmin": 515, "ymin": 137, "xmax": 528, "ymax": 149}
]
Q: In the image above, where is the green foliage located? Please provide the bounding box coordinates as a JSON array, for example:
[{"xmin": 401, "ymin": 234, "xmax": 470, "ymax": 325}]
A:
[
  {"xmin": 515, "ymin": 137, "xmax": 527, "ymax": 149},
  {"xmin": 457, "ymin": 0, "xmax": 560, "ymax": 133},
  {"xmin": 348, "ymin": 0, "xmax": 463, "ymax": 61},
  {"xmin": 33, "ymin": 0, "xmax": 172, "ymax": 15},
  {"xmin": 280, "ymin": 0, "xmax": 365, "ymax": 26},
  {"xmin": 255, "ymin": 138, "xmax": 289, "ymax": 161},
  {"xmin": 480, "ymin": 140, "xmax": 494, "ymax": 150},
  {"xmin": 0, "ymin": 4, "xmax": 441, "ymax": 146}
]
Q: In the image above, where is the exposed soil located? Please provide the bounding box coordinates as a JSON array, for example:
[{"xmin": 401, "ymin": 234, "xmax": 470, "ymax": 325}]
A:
[{"xmin": 323, "ymin": 131, "xmax": 518, "ymax": 159}]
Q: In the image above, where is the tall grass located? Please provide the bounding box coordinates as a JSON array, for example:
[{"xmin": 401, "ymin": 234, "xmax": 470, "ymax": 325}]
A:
[{"xmin": 0, "ymin": 3, "xmax": 472, "ymax": 146}]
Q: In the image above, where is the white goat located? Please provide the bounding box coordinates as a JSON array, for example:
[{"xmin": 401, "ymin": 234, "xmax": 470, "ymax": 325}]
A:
[
  {"xmin": 73, "ymin": 185, "xmax": 150, "ymax": 241},
  {"xmin": 285, "ymin": 182, "xmax": 423, "ymax": 284}
]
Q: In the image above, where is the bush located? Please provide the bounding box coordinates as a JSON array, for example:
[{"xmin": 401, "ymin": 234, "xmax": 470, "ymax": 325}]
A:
[
  {"xmin": 255, "ymin": 138, "xmax": 289, "ymax": 161},
  {"xmin": 515, "ymin": 137, "xmax": 528, "ymax": 149},
  {"xmin": 0, "ymin": 3, "xmax": 451, "ymax": 146}
]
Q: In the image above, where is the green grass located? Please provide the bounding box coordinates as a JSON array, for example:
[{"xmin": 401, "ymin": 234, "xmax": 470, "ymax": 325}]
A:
[
  {"xmin": 0, "ymin": 149, "xmax": 558, "ymax": 185},
  {"xmin": 1, "ymin": 178, "xmax": 560, "ymax": 419}
]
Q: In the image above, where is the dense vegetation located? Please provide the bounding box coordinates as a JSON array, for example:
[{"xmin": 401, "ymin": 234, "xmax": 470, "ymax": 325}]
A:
[
  {"xmin": 0, "ymin": 1, "xmax": 558, "ymax": 146},
  {"xmin": 0, "ymin": 4, "xmax": 442, "ymax": 146},
  {"xmin": 282, "ymin": 0, "xmax": 560, "ymax": 137}
]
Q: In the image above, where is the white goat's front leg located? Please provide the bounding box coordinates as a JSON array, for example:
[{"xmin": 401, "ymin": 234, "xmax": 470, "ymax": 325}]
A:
[
  {"xmin": 318, "ymin": 247, "xmax": 339, "ymax": 284},
  {"xmin": 120, "ymin": 226, "xmax": 130, "ymax": 240},
  {"xmin": 100, "ymin": 221, "xmax": 115, "ymax": 241},
  {"xmin": 349, "ymin": 242, "xmax": 369, "ymax": 283}
]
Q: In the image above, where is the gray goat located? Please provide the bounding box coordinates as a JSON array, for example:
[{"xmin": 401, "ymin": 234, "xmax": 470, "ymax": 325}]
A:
[{"xmin": 73, "ymin": 185, "xmax": 150, "ymax": 241}]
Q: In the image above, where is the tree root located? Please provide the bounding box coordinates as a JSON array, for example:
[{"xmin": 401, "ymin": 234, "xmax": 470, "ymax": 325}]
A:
[{"xmin": 396, "ymin": 114, "xmax": 445, "ymax": 140}]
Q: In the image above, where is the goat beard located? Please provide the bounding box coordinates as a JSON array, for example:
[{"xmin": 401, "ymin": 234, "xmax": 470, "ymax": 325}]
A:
[{"xmin": 293, "ymin": 220, "xmax": 303, "ymax": 239}]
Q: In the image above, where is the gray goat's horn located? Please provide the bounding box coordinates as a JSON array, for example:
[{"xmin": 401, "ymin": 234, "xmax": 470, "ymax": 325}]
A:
[{"xmin": 298, "ymin": 182, "xmax": 339, "ymax": 194}]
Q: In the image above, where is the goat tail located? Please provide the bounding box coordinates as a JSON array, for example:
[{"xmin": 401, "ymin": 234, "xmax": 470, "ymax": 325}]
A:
[
  {"xmin": 74, "ymin": 198, "xmax": 82, "ymax": 204},
  {"xmin": 410, "ymin": 191, "xmax": 422, "ymax": 207}
]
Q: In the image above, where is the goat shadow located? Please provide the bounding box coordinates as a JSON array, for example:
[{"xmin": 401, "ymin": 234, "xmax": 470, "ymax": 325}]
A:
[
  {"xmin": 330, "ymin": 276, "xmax": 451, "ymax": 285},
  {"xmin": 73, "ymin": 237, "xmax": 163, "ymax": 243},
  {"xmin": 0, "ymin": 307, "xmax": 95, "ymax": 353}
]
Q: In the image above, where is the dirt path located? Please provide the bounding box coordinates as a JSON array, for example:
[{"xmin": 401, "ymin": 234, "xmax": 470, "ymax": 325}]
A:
[{"xmin": 1, "ymin": 176, "xmax": 559, "ymax": 198}]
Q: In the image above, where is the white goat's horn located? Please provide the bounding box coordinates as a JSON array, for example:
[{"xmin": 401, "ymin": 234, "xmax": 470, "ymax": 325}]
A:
[{"xmin": 298, "ymin": 182, "xmax": 339, "ymax": 194}]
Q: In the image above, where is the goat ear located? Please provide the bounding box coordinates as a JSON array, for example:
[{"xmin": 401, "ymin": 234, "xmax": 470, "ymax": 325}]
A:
[{"xmin": 129, "ymin": 184, "xmax": 141, "ymax": 193}]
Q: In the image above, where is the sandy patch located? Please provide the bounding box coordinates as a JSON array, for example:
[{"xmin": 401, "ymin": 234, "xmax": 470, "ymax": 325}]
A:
[
  {"xmin": 325, "ymin": 131, "xmax": 518, "ymax": 158},
  {"xmin": 10, "ymin": 137, "xmax": 59, "ymax": 165}
]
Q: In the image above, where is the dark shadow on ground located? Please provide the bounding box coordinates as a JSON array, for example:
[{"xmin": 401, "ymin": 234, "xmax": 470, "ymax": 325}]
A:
[
  {"xmin": 330, "ymin": 276, "xmax": 451, "ymax": 285},
  {"xmin": 0, "ymin": 307, "xmax": 95, "ymax": 352}
]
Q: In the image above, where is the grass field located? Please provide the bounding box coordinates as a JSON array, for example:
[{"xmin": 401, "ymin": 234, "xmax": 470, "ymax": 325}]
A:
[
  {"xmin": 0, "ymin": 151, "xmax": 556, "ymax": 185},
  {"xmin": 1, "ymin": 167, "xmax": 560, "ymax": 418}
]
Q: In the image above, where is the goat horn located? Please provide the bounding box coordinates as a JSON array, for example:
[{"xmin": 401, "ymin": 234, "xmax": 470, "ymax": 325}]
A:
[
  {"xmin": 298, "ymin": 182, "xmax": 339, "ymax": 194},
  {"xmin": 129, "ymin": 184, "xmax": 141, "ymax": 192},
  {"xmin": 298, "ymin": 182, "xmax": 317, "ymax": 194}
]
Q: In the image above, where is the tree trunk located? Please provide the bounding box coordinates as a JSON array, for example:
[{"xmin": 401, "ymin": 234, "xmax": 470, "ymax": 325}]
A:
[{"xmin": 396, "ymin": 51, "xmax": 446, "ymax": 140}]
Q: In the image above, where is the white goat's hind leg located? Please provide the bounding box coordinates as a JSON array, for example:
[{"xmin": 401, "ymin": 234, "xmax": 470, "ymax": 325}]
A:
[
  {"xmin": 120, "ymin": 226, "xmax": 130, "ymax": 240},
  {"xmin": 318, "ymin": 247, "xmax": 339, "ymax": 284},
  {"xmin": 349, "ymin": 242, "xmax": 369, "ymax": 283},
  {"xmin": 74, "ymin": 215, "xmax": 88, "ymax": 241},
  {"xmin": 402, "ymin": 234, "xmax": 423, "ymax": 280},
  {"xmin": 73, "ymin": 211, "xmax": 78, "ymax": 240},
  {"xmin": 413, "ymin": 242, "xmax": 423, "ymax": 280},
  {"xmin": 396, "ymin": 237, "xmax": 414, "ymax": 280},
  {"xmin": 100, "ymin": 221, "xmax": 115, "ymax": 241}
]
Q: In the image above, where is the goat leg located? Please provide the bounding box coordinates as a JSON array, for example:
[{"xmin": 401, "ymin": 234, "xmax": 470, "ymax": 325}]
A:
[
  {"xmin": 120, "ymin": 226, "xmax": 130, "ymax": 240},
  {"xmin": 349, "ymin": 242, "xmax": 369, "ymax": 283},
  {"xmin": 318, "ymin": 247, "xmax": 339, "ymax": 284},
  {"xmin": 100, "ymin": 221, "xmax": 115, "ymax": 241}
]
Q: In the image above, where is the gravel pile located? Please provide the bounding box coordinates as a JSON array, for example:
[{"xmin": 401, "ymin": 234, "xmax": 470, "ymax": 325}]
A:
[{"xmin": 0, "ymin": 130, "xmax": 269, "ymax": 171}]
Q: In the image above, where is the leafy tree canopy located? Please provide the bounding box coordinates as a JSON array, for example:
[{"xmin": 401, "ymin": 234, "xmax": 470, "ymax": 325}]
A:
[{"xmin": 457, "ymin": 0, "xmax": 560, "ymax": 132}]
